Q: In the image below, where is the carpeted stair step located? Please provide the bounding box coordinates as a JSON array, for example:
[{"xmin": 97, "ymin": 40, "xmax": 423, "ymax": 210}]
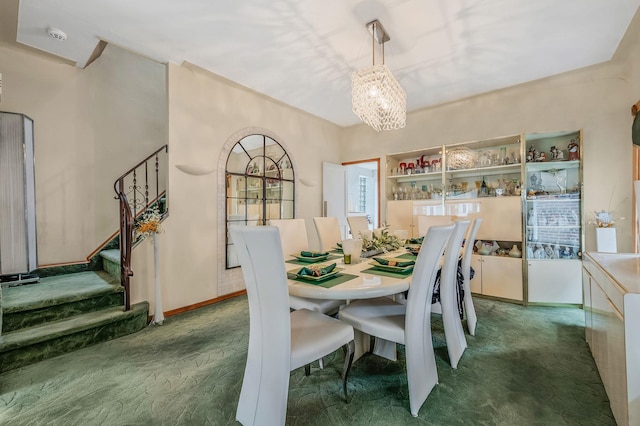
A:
[
  {"xmin": 0, "ymin": 301, "xmax": 149, "ymax": 373},
  {"xmin": 99, "ymin": 249, "xmax": 121, "ymax": 279},
  {"xmin": 2, "ymin": 271, "xmax": 124, "ymax": 333}
]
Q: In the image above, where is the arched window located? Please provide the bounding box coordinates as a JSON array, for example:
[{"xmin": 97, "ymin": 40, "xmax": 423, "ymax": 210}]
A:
[{"xmin": 225, "ymin": 134, "xmax": 294, "ymax": 268}]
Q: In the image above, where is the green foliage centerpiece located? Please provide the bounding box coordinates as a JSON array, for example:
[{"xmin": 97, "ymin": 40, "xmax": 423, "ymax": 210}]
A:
[{"xmin": 361, "ymin": 227, "xmax": 402, "ymax": 256}]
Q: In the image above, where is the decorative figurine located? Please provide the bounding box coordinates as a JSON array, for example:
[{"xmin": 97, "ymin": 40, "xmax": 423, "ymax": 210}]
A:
[
  {"xmin": 527, "ymin": 146, "xmax": 536, "ymax": 162},
  {"xmin": 568, "ymin": 138, "xmax": 579, "ymax": 160},
  {"xmin": 550, "ymin": 146, "xmax": 564, "ymax": 161},
  {"xmin": 537, "ymin": 152, "xmax": 546, "ymax": 162},
  {"xmin": 560, "ymin": 246, "xmax": 572, "ymax": 259},
  {"xmin": 544, "ymin": 245, "xmax": 554, "ymax": 258}
]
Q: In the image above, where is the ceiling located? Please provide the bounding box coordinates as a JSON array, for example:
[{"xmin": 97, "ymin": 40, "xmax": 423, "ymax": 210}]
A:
[{"xmin": 15, "ymin": 0, "xmax": 640, "ymax": 127}]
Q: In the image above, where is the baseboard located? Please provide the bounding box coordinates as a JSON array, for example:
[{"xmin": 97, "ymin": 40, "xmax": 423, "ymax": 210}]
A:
[{"xmin": 162, "ymin": 290, "xmax": 247, "ymax": 318}]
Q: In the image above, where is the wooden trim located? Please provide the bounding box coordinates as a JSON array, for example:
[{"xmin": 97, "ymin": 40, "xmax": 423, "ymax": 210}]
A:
[
  {"xmin": 39, "ymin": 260, "xmax": 89, "ymax": 268},
  {"xmin": 163, "ymin": 290, "xmax": 247, "ymax": 318},
  {"xmin": 86, "ymin": 230, "xmax": 120, "ymax": 261},
  {"xmin": 633, "ymin": 145, "xmax": 639, "ymax": 253},
  {"xmin": 341, "ymin": 158, "xmax": 382, "ymax": 228}
]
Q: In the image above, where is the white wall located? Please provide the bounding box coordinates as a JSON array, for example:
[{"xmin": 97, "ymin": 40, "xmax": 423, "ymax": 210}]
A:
[
  {"xmin": 134, "ymin": 63, "xmax": 343, "ymax": 311},
  {"xmin": 0, "ymin": 43, "xmax": 166, "ymax": 265},
  {"xmin": 342, "ymin": 41, "xmax": 637, "ymax": 253}
]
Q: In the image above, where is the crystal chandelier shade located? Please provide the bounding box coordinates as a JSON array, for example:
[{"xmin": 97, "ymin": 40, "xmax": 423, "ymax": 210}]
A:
[{"xmin": 351, "ymin": 20, "xmax": 407, "ymax": 132}]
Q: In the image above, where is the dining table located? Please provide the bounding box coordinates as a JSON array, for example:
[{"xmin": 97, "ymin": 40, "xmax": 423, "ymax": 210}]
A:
[{"xmin": 286, "ymin": 248, "xmax": 418, "ymax": 361}]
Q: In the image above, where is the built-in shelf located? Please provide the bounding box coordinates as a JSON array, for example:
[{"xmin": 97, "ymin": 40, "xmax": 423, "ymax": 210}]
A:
[
  {"xmin": 446, "ymin": 163, "xmax": 521, "ymax": 179},
  {"xmin": 525, "ymin": 160, "xmax": 579, "ymax": 172}
]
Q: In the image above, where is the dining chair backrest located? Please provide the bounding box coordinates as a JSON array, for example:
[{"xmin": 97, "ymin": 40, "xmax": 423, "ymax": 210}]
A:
[
  {"xmin": 229, "ymin": 226, "xmax": 291, "ymax": 426},
  {"xmin": 269, "ymin": 218, "xmax": 308, "ymax": 256},
  {"xmin": 405, "ymin": 224, "xmax": 455, "ymax": 326},
  {"xmin": 439, "ymin": 220, "xmax": 470, "ymax": 368},
  {"xmin": 403, "ymin": 223, "xmax": 454, "ymax": 415},
  {"xmin": 313, "ymin": 217, "xmax": 342, "ymax": 252},
  {"xmin": 417, "ymin": 215, "xmax": 457, "ymax": 237},
  {"xmin": 461, "ymin": 218, "xmax": 483, "ymax": 336},
  {"xmin": 347, "ymin": 216, "xmax": 370, "ymax": 239}
]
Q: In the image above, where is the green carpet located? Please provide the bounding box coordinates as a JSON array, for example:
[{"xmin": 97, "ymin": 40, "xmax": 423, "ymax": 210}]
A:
[{"xmin": 0, "ymin": 296, "xmax": 614, "ymax": 425}]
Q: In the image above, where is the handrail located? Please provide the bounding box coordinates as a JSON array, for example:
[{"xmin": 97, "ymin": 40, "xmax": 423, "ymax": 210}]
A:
[{"xmin": 113, "ymin": 144, "xmax": 168, "ymax": 310}]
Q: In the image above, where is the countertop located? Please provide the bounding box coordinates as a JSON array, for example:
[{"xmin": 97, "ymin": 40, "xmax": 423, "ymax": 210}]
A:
[{"xmin": 584, "ymin": 252, "xmax": 640, "ymax": 294}]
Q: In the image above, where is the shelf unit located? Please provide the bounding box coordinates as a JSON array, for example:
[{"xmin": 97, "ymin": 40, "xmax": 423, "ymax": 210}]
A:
[
  {"xmin": 384, "ymin": 130, "xmax": 584, "ymax": 306},
  {"xmin": 523, "ymin": 130, "xmax": 583, "ymax": 304},
  {"xmin": 386, "ymin": 134, "xmax": 524, "ymax": 303}
]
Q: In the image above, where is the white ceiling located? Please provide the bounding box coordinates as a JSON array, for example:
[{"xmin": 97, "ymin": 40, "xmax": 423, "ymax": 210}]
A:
[{"xmin": 15, "ymin": 0, "xmax": 640, "ymax": 127}]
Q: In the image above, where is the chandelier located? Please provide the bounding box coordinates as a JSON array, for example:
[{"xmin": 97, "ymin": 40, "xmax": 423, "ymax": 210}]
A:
[{"xmin": 352, "ymin": 20, "xmax": 406, "ymax": 132}]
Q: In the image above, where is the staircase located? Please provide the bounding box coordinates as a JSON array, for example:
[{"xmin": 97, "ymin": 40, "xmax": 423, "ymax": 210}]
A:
[
  {"xmin": 0, "ymin": 145, "xmax": 167, "ymax": 374},
  {"xmin": 0, "ymin": 268, "xmax": 148, "ymax": 374}
]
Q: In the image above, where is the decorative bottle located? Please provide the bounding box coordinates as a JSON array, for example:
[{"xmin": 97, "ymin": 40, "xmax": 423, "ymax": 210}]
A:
[{"xmin": 480, "ymin": 177, "xmax": 488, "ymax": 197}]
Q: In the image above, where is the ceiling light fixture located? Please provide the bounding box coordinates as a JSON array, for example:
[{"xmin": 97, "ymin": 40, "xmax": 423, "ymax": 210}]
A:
[{"xmin": 352, "ymin": 19, "xmax": 406, "ymax": 132}]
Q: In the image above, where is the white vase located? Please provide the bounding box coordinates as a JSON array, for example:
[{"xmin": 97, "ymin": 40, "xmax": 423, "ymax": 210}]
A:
[
  {"xmin": 509, "ymin": 244, "xmax": 522, "ymax": 258},
  {"xmin": 596, "ymin": 227, "xmax": 617, "ymax": 253}
]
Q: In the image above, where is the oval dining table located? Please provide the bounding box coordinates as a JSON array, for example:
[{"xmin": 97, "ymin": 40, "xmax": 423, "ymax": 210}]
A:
[
  {"xmin": 286, "ymin": 255, "xmax": 411, "ymax": 300},
  {"xmin": 285, "ymin": 250, "xmax": 413, "ymax": 362}
]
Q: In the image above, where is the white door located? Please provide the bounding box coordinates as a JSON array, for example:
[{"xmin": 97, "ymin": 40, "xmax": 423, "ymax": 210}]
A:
[{"xmin": 322, "ymin": 162, "xmax": 348, "ymax": 238}]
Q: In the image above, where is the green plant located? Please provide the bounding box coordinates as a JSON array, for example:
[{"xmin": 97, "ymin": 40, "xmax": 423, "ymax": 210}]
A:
[{"xmin": 361, "ymin": 227, "xmax": 402, "ymax": 252}]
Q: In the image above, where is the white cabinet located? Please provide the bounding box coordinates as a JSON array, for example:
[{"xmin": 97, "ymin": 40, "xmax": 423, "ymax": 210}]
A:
[
  {"xmin": 583, "ymin": 253, "xmax": 640, "ymax": 426},
  {"xmin": 386, "ymin": 200, "xmax": 443, "ymax": 238},
  {"xmin": 582, "ymin": 270, "xmax": 592, "ymax": 346},
  {"xmin": 524, "ymin": 131, "xmax": 583, "ymax": 305},
  {"xmin": 385, "ymin": 130, "xmax": 587, "ymax": 306},
  {"xmin": 470, "ymin": 255, "xmax": 523, "ymax": 302},
  {"xmin": 527, "ymin": 259, "xmax": 582, "ymax": 304}
]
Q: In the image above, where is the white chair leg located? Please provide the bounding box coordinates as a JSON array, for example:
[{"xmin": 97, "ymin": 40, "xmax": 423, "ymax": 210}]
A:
[{"xmin": 464, "ymin": 294, "xmax": 477, "ymax": 336}]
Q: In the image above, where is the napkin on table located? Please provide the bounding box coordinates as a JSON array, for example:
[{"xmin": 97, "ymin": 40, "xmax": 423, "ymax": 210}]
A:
[
  {"xmin": 373, "ymin": 257, "xmax": 415, "ymax": 267},
  {"xmin": 300, "ymin": 251, "xmax": 329, "ymax": 258},
  {"xmin": 298, "ymin": 263, "xmax": 337, "ymax": 277}
]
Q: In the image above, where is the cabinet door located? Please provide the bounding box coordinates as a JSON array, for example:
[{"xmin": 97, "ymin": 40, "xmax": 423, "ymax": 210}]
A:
[
  {"xmin": 582, "ymin": 268, "xmax": 592, "ymax": 346},
  {"xmin": 386, "ymin": 200, "xmax": 415, "ymax": 237},
  {"xmin": 590, "ymin": 278, "xmax": 627, "ymax": 425},
  {"xmin": 474, "ymin": 197, "xmax": 522, "ymax": 241},
  {"xmin": 470, "ymin": 254, "xmax": 482, "ymax": 294},
  {"xmin": 528, "ymin": 259, "xmax": 582, "ymax": 304},
  {"xmin": 481, "ymin": 256, "xmax": 523, "ymax": 301}
]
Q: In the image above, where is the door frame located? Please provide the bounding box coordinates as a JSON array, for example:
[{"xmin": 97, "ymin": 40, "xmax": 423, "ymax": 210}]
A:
[{"xmin": 342, "ymin": 158, "xmax": 381, "ymax": 228}]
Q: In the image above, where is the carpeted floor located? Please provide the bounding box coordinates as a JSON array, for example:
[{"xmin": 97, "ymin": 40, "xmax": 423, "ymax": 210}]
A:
[{"xmin": 0, "ymin": 296, "xmax": 614, "ymax": 425}]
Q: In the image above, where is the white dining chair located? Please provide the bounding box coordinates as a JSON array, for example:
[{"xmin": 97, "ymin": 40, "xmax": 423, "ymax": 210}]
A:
[
  {"xmin": 337, "ymin": 224, "xmax": 454, "ymax": 417},
  {"xmin": 268, "ymin": 218, "xmax": 308, "ymax": 256},
  {"xmin": 230, "ymin": 226, "xmax": 355, "ymax": 426},
  {"xmin": 461, "ymin": 218, "xmax": 483, "ymax": 336},
  {"xmin": 313, "ymin": 217, "xmax": 343, "ymax": 252},
  {"xmin": 347, "ymin": 216, "xmax": 370, "ymax": 239},
  {"xmin": 438, "ymin": 219, "xmax": 470, "ymax": 369},
  {"xmin": 269, "ymin": 218, "xmax": 343, "ymax": 315},
  {"xmin": 416, "ymin": 215, "xmax": 458, "ymax": 237}
]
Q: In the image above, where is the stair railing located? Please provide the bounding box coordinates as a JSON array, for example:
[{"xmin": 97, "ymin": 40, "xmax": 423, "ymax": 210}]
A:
[{"xmin": 113, "ymin": 145, "xmax": 168, "ymax": 310}]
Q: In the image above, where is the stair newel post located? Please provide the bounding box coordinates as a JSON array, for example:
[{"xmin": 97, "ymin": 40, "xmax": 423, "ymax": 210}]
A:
[
  {"xmin": 152, "ymin": 232, "xmax": 164, "ymax": 324},
  {"xmin": 114, "ymin": 177, "xmax": 134, "ymax": 311}
]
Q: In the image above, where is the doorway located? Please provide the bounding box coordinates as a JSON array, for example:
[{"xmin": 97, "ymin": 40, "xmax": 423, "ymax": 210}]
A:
[{"xmin": 322, "ymin": 159, "xmax": 379, "ymax": 238}]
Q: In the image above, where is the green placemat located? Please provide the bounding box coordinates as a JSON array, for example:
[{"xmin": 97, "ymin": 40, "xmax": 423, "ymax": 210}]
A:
[
  {"xmin": 287, "ymin": 273, "xmax": 359, "ymax": 288},
  {"xmin": 397, "ymin": 252, "xmax": 417, "ymax": 260},
  {"xmin": 285, "ymin": 254, "xmax": 342, "ymax": 266},
  {"xmin": 361, "ymin": 267, "xmax": 414, "ymax": 279}
]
